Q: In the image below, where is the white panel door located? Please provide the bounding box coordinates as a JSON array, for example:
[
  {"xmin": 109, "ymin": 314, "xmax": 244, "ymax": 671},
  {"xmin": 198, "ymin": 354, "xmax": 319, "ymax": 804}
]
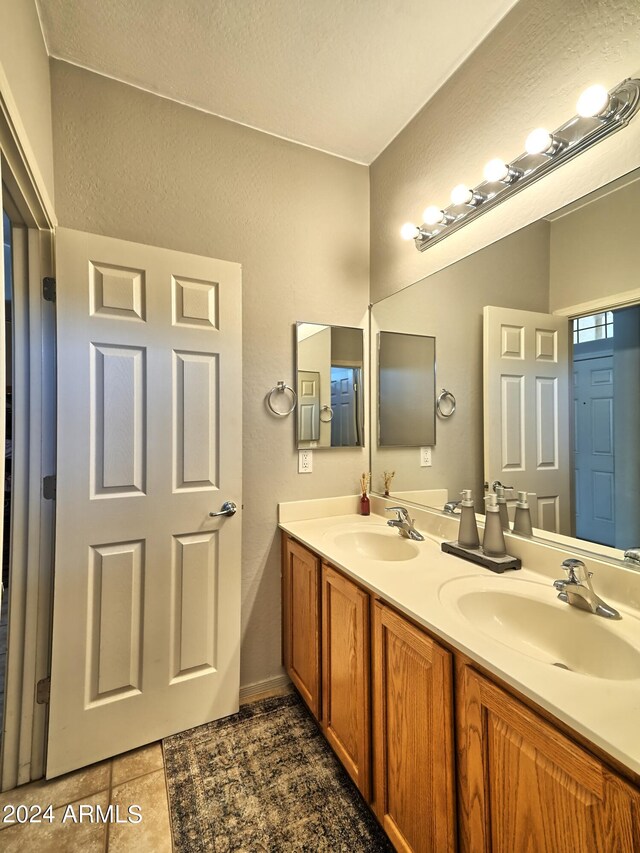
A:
[
  {"xmin": 48, "ymin": 229, "xmax": 242, "ymax": 778},
  {"xmin": 297, "ymin": 370, "xmax": 320, "ymax": 442},
  {"xmin": 483, "ymin": 306, "xmax": 570, "ymax": 534}
]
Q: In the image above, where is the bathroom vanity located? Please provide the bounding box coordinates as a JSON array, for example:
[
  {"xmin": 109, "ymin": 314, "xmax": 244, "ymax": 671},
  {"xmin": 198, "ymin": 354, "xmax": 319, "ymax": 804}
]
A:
[{"xmin": 280, "ymin": 498, "xmax": 640, "ymax": 853}]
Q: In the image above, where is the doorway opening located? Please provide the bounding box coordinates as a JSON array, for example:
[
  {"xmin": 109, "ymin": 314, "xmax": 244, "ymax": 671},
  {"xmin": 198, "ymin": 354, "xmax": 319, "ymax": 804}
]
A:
[
  {"xmin": 330, "ymin": 365, "xmax": 362, "ymax": 447},
  {"xmin": 0, "ymin": 209, "xmax": 12, "ymax": 745}
]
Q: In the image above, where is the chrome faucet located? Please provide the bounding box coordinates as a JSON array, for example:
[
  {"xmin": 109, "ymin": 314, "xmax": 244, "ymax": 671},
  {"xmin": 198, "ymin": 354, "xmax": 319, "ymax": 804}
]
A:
[
  {"xmin": 443, "ymin": 500, "xmax": 462, "ymax": 514},
  {"xmin": 624, "ymin": 548, "xmax": 640, "ymax": 569},
  {"xmin": 385, "ymin": 506, "xmax": 425, "ymax": 541},
  {"xmin": 553, "ymin": 558, "xmax": 620, "ymax": 619}
]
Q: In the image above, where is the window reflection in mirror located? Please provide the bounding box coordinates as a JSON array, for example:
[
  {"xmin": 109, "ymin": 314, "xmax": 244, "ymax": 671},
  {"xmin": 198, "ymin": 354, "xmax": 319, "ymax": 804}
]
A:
[{"xmin": 296, "ymin": 322, "xmax": 364, "ymax": 449}]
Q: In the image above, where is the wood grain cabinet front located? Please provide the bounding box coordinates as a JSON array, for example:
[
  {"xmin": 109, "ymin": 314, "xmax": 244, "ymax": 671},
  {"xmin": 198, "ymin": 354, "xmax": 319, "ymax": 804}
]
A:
[
  {"xmin": 456, "ymin": 663, "xmax": 640, "ymax": 853},
  {"xmin": 281, "ymin": 534, "xmax": 321, "ymax": 719},
  {"xmin": 373, "ymin": 601, "xmax": 456, "ymax": 853},
  {"xmin": 321, "ymin": 563, "xmax": 372, "ymax": 801},
  {"xmin": 281, "ymin": 534, "xmax": 640, "ymax": 853}
]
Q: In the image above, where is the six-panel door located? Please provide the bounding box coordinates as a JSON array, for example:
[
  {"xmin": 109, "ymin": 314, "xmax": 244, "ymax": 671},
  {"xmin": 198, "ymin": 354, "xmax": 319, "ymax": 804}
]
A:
[{"xmin": 48, "ymin": 229, "xmax": 242, "ymax": 777}]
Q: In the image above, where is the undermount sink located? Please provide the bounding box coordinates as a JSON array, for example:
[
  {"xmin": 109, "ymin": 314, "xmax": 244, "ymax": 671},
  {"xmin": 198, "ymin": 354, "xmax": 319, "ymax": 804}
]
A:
[
  {"xmin": 439, "ymin": 577, "xmax": 640, "ymax": 681},
  {"xmin": 325, "ymin": 526, "xmax": 421, "ymax": 562}
]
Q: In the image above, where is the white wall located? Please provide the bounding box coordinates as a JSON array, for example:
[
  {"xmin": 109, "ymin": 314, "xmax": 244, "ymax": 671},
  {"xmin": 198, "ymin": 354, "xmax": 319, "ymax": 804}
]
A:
[
  {"xmin": 50, "ymin": 61, "xmax": 370, "ymax": 690},
  {"xmin": 549, "ymin": 178, "xmax": 640, "ymax": 312},
  {"xmin": 0, "ymin": 0, "xmax": 54, "ymax": 206}
]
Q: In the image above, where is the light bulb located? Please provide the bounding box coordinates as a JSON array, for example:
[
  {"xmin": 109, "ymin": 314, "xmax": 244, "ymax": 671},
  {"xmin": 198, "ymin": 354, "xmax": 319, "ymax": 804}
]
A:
[
  {"xmin": 400, "ymin": 222, "xmax": 420, "ymax": 241},
  {"xmin": 576, "ymin": 84, "xmax": 610, "ymax": 118},
  {"xmin": 525, "ymin": 128, "xmax": 554, "ymax": 155},
  {"xmin": 423, "ymin": 205, "xmax": 446, "ymax": 226},
  {"xmin": 450, "ymin": 184, "xmax": 474, "ymax": 206},
  {"xmin": 483, "ymin": 158, "xmax": 510, "ymax": 183}
]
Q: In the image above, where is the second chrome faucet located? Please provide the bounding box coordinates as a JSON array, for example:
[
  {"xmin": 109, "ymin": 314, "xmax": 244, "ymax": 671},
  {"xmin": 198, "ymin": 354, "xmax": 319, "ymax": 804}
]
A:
[{"xmin": 553, "ymin": 558, "xmax": 620, "ymax": 619}]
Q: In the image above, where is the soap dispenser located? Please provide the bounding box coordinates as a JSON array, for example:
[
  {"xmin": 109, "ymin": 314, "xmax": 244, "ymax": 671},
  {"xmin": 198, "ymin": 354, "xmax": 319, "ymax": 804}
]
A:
[
  {"xmin": 458, "ymin": 489, "xmax": 480, "ymax": 549},
  {"xmin": 513, "ymin": 491, "xmax": 533, "ymax": 537},
  {"xmin": 495, "ymin": 484, "xmax": 510, "ymax": 530},
  {"xmin": 483, "ymin": 495, "xmax": 507, "ymax": 558}
]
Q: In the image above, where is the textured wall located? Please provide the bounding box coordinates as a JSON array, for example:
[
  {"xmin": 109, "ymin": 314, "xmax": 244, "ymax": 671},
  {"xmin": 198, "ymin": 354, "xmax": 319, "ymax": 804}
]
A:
[
  {"xmin": 0, "ymin": 0, "xmax": 55, "ymax": 204},
  {"xmin": 370, "ymin": 0, "xmax": 640, "ymax": 302},
  {"xmin": 50, "ymin": 61, "xmax": 369, "ymax": 689}
]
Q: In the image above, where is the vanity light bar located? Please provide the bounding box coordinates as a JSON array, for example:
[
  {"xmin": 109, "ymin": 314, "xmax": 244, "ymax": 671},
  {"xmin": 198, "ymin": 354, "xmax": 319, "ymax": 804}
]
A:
[{"xmin": 402, "ymin": 78, "xmax": 640, "ymax": 252}]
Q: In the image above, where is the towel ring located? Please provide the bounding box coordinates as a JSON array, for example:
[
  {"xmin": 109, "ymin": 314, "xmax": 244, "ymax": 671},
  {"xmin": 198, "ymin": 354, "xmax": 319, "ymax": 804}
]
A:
[
  {"xmin": 266, "ymin": 381, "xmax": 297, "ymax": 417},
  {"xmin": 436, "ymin": 388, "xmax": 456, "ymax": 418},
  {"xmin": 319, "ymin": 405, "xmax": 334, "ymax": 423}
]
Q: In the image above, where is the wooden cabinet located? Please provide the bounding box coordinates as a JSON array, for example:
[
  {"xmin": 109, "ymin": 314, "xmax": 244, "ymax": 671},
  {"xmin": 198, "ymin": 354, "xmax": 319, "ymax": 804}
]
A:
[
  {"xmin": 321, "ymin": 563, "xmax": 371, "ymax": 800},
  {"xmin": 373, "ymin": 601, "xmax": 456, "ymax": 853},
  {"xmin": 456, "ymin": 662, "xmax": 640, "ymax": 853},
  {"xmin": 281, "ymin": 535, "xmax": 321, "ymax": 718},
  {"xmin": 281, "ymin": 534, "xmax": 640, "ymax": 853}
]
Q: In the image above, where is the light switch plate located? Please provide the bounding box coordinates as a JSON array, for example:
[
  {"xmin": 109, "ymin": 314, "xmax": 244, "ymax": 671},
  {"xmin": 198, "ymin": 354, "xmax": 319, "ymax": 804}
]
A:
[
  {"xmin": 298, "ymin": 449, "xmax": 313, "ymax": 473},
  {"xmin": 420, "ymin": 446, "xmax": 432, "ymax": 467}
]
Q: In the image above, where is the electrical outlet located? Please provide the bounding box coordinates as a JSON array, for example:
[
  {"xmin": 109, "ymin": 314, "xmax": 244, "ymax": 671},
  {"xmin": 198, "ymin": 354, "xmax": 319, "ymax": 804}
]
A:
[
  {"xmin": 298, "ymin": 449, "xmax": 313, "ymax": 473},
  {"xmin": 420, "ymin": 446, "xmax": 432, "ymax": 467}
]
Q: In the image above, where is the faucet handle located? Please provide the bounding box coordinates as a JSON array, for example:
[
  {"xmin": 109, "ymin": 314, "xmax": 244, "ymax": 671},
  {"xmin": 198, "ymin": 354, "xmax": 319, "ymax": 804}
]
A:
[
  {"xmin": 385, "ymin": 505, "xmax": 410, "ymax": 522},
  {"xmin": 492, "ymin": 480, "xmax": 514, "ymax": 493},
  {"xmin": 561, "ymin": 558, "xmax": 592, "ymax": 583},
  {"xmin": 624, "ymin": 547, "xmax": 640, "ymax": 567}
]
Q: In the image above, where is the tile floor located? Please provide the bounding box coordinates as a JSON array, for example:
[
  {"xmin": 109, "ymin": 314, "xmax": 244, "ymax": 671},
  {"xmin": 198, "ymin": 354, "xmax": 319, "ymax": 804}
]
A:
[
  {"xmin": 0, "ymin": 742, "xmax": 172, "ymax": 852},
  {"xmin": 0, "ymin": 686, "xmax": 293, "ymax": 851}
]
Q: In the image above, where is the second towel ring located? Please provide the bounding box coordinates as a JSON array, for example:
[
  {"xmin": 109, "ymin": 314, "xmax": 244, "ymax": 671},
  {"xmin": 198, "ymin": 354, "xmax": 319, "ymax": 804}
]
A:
[
  {"xmin": 266, "ymin": 381, "xmax": 297, "ymax": 417},
  {"xmin": 319, "ymin": 405, "xmax": 334, "ymax": 423},
  {"xmin": 436, "ymin": 388, "xmax": 456, "ymax": 418}
]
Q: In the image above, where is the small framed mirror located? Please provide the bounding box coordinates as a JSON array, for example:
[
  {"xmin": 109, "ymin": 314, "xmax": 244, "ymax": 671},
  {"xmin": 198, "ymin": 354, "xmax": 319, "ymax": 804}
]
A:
[
  {"xmin": 378, "ymin": 331, "xmax": 436, "ymax": 446},
  {"xmin": 296, "ymin": 322, "xmax": 365, "ymax": 449}
]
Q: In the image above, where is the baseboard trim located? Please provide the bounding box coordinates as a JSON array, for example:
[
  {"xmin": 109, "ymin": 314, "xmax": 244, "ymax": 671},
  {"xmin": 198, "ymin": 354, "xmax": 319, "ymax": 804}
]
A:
[{"xmin": 239, "ymin": 674, "xmax": 292, "ymax": 704}]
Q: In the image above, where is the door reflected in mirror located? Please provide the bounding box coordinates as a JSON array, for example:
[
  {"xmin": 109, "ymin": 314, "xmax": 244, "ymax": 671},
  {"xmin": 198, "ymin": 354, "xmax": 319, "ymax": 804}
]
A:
[{"xmin": 296, "ymin": 322, "xmax": 365, "ymax": 449}]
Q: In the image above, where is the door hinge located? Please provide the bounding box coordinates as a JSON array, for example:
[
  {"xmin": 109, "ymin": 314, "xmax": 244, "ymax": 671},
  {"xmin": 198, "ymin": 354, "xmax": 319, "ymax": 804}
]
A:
[
  {"xmin": 43, "ymin": 276, "xmax": 56, "ymax": 302},
  {"xmin": 43, "ymin": 475, "xmax": 56, "ymax": 500},
  {"xmin": 36, "ymin": 677, "xmax": 51, "ymax": 705}
]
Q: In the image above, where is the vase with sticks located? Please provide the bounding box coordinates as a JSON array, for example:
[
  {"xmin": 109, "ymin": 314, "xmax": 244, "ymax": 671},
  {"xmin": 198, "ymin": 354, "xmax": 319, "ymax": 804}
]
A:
[{"xmin": 360, "ymin": 472, "xmax": 371, "ymax": 516}]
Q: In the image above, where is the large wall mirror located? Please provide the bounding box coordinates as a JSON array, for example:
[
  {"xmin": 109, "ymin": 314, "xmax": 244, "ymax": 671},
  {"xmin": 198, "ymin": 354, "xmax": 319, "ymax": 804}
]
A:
[
  {"xmin": 370, "ymin": 167, "xmax": 640, "ymax": 561},
  {"xmin": 296, "ymin": 322, "xmax": 365, "ymax": 449}
]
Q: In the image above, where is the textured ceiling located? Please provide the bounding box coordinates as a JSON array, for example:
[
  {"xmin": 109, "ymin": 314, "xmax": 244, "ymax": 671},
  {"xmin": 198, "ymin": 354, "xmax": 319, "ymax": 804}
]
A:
[{"xmin": 36, "ymin": 0, "xmax": 520, "ymax": 164}]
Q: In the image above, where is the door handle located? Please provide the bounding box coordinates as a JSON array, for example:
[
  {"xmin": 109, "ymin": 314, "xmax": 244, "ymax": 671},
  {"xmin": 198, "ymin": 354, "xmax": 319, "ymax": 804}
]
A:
[{"xmin": 209, "ymin": 501, "xmax": 237, "ymax": 518}]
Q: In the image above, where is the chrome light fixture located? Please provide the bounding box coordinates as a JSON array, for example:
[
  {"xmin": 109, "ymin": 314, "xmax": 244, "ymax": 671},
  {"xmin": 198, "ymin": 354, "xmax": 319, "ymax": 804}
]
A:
[{"xmin": 402, "ymin": 77, "xmax": 640, "ymax": 252}]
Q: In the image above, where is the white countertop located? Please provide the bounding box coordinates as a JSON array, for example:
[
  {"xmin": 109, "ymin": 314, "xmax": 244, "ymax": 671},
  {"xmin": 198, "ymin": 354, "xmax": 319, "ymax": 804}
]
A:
[{"xmin": 279, "ymin": 502, "xmax": 640, "ymax": 779}]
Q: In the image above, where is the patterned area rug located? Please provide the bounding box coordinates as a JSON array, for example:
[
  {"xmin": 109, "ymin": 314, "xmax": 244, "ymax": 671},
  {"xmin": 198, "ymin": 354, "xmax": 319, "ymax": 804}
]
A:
[{"xmin": 163, "ymin": 692, "xmax": 393, "ymax": 852}]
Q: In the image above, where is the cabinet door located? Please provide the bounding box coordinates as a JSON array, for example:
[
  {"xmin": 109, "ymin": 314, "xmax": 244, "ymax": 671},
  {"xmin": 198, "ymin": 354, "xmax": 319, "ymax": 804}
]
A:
[
  {"xmin": 373, "ymin": 602, "xmax": 456, "ymax": 853},
  {"xmin": 322, "ymin": 564, "xmax": 371, "ymax": 800},
  {"xmin": 282, "ymin": 536, "xmax": 321, "ymax": 718},
  {"xmin": 457, "ymin": 664, "xmax": 640, "ymax": 853}
]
